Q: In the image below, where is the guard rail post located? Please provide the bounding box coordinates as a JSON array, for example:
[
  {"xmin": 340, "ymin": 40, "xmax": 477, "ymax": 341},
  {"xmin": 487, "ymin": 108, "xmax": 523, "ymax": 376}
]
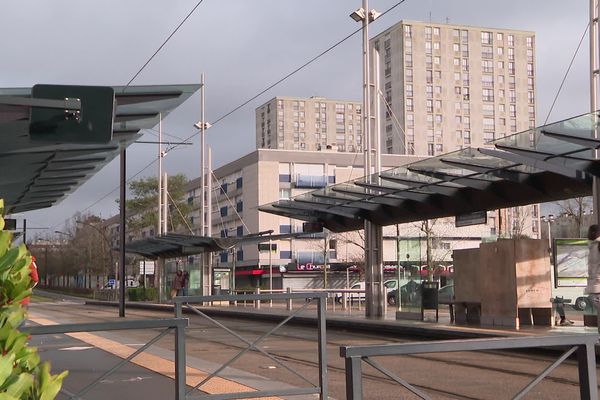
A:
[
  {"xmin": 256, "ymin": 287, "xmax": 261, "ymax": 309},
  {"xmin": 345, "ymin": 355, "xmax": 363, "ymax": 400},
  {"xmin": 576, "ymin": 339, "xmax": 599, "ymax": 399},
  {"xmin": 174, "ymin": 318, "xmax": 187, "ymax": 400},
  {"xmin": 317, "ymin": 294, "xmax": 328, "ymax": 399}
]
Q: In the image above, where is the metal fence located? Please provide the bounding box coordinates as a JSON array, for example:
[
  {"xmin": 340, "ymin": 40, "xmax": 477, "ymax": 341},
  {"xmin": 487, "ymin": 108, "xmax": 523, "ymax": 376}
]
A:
[
  {"xmin": 26, "ymin": 318, "xmax": 189, "ymax": 400},
  {"xmin": 173, "ymin": 292, "xmax": 328, "ymax": 400},
  {"xmin": 340, "ymin": 333, "xmax": 599, "ymax": 400}
]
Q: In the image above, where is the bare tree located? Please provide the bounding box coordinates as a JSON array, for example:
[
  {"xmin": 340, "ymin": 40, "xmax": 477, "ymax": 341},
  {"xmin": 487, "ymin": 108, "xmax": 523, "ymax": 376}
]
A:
[{"xmin": 557, "ymin": 197, "xmax": 591, "ymax": 237}]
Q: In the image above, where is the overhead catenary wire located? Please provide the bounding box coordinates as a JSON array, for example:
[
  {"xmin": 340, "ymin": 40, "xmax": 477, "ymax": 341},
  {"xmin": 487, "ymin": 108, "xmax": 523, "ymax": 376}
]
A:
[
  {"xmin": 544, "ymin": 22, "xmax": 590, "ymax": 124},
  {"xmin": 123, "ymin": 0, "xmax": 206, "ymax": 90},
  {"xmin": 52, "ymin": 0, "xmax": 409, "ymax": 231}
]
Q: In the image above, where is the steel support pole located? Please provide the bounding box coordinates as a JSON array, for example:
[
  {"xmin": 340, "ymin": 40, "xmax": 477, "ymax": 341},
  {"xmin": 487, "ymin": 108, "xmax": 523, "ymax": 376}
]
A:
[
  {"xmin": 174, "ymin": 322, "xmax": 187, "ymax": 400},
  {"xmin": 317, "ymin": 296, "xmax": 329, "ymax": 400},
  {"xmin": 344, "ymin": 356, "xmax": 363, "ymax": 400},
  {"xmin": 158, "ymin": 114, "xmax": 163, "ymax": 237},
  {"xmin": 119, "ymin": 147, "xmax": 126, "ymax": 317},
  {"xmin": 592, "ymin": 0, "xmax": 600, "ymax": 225}
]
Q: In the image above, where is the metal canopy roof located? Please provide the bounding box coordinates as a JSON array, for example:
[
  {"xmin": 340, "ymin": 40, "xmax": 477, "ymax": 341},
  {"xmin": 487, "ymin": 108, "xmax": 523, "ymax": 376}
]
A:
[
  {"xmin": 259, "ymin": 111, "xmax": 600, "ymax": 233},
  {"xmin": 0, "ymin": 83, "xmax": 199, "ymax": 214},
  {"xmin": 125, "ymin": 232, "xmax": 307, "ymax": 259}
]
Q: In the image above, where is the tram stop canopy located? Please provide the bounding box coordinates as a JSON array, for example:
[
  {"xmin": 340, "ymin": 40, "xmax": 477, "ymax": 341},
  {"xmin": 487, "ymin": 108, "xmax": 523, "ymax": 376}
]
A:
[
  {"xmin": 124, "ymin": 232, "xmax": 308, "ymax": 259},
  {"xmin": 0, "ymin": 83, "xmax": 199, "ymax": 214},
  {"xmin": 259, "ymin": 111, "xmax": 600, "ymax": 232}
]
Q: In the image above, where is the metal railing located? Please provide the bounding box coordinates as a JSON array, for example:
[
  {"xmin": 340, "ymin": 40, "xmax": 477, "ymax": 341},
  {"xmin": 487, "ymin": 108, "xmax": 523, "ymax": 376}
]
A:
[
  {"xmin": 340, "ymin": 333, "xmax": 599, "ymax": 400},
  {"xmin": 27, "ymin": 318, "xmax": 189, "ymax": 400},
  {"xmin": 173, "ymin": 292, "xmax": 328, "ymax": 400}
]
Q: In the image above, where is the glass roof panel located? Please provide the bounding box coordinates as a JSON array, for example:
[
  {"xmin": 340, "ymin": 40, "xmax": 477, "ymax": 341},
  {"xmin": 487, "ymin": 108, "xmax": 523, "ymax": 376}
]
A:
[{"xmin": 493, "ymin": 111, "xmax": 597, "ymax": 160}]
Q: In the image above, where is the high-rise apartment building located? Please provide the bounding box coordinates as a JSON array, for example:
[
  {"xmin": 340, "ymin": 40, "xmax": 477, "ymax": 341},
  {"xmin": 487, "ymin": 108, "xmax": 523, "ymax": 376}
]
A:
[
  {"xmin": 371, "ymin": 20, "xmax": 535, "ymax": 156},
  {"xmin": 256, "ymin": 96, "xmax": 363, "ymax": 153}
]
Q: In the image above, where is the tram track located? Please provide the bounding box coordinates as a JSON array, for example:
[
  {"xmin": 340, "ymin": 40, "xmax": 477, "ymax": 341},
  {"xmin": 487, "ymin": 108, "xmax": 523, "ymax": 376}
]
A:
[{"xmin": 30, "ymin": 301, "xmax": 595, "ymax": 399}]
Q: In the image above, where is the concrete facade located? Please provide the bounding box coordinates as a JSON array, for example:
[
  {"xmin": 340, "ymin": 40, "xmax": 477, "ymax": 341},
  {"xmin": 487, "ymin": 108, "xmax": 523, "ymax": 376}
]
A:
[
  {"xmin": 256, "ymin": 97, "xmax": 363, "ymax": 153},
  {"xmin": 371, "ymin": 20, "xmax": 536, "ymax": 155}
]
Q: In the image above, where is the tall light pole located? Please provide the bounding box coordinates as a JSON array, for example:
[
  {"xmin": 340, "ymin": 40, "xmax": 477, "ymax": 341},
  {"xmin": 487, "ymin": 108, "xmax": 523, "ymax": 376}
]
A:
[
  {"xmin": 194, "ymin": 74, "xmax": 212, "ymax": 296},
  {"xmin": 351, "ymin": 2, "xmax": 384, "ymax": 317}
]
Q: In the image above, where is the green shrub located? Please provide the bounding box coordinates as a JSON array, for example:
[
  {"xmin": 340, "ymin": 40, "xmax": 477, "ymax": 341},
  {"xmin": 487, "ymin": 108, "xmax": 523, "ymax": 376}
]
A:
[
  {"xmin": 127, "ymin": 288, "xmax": 157, "ymax": 301},
  {"xmin": 0, "ymin": 199, "xmax": 67, "ymax": 399}
]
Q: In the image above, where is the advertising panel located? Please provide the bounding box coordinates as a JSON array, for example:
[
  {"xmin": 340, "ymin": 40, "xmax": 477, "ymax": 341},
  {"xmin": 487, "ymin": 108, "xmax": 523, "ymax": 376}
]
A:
[{"xmin": 554, "ymin": 238, "xmax": 588, "ymax": 287}]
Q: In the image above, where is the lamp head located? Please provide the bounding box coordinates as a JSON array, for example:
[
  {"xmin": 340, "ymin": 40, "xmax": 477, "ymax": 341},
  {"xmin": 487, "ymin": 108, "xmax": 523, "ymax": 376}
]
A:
[
  {"xmin": 350, "ymin": 8, "xmax": 366, "ymax": 22},
  {"xmin": 194, "ymin": 121, "xmax": 212, "ymax": 130}
]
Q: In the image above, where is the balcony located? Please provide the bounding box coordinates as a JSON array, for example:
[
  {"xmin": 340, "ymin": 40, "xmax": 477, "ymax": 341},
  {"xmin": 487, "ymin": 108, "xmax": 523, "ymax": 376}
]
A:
[{"xmin": 295, "ymin": 174, "xmax": 328, "ymax": 188}]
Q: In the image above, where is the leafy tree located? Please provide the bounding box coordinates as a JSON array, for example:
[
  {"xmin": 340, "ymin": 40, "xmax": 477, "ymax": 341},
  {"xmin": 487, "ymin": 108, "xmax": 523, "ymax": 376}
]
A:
[
  {"xmin": 0, "ymin": 199, "xmax": 67, "ymax": 398},
  {"xmin": 125, "ymin": 174, "xmax": 191, "ymax": 237}
]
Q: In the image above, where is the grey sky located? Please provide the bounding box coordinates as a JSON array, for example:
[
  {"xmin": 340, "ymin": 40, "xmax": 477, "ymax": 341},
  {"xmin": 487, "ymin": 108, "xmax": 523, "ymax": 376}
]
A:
[{"xmin": 0, "ymin": 0, "xmax": 591, "ymax": 237}]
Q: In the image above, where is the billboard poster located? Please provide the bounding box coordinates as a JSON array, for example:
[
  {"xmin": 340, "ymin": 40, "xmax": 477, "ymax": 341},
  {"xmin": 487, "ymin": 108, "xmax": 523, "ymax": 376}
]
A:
[{"xmin": 554, "ymin": 238, "xmax": 588, "ymax": 287}]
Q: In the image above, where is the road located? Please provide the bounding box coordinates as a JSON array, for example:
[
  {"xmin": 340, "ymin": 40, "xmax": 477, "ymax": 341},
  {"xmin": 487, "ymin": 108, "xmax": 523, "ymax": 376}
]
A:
[{"xmin": 27, "ymin": 298, "xmax": 598, "ymax": 399}]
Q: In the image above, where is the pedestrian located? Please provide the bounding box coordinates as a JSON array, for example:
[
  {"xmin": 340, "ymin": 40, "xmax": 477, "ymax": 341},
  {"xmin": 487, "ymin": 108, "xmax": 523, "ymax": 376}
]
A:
[
  {"xmin": 586, "ymin": 224, "xmax": 600, "ymax": 331},
  {"xmin": 182, "ymin": 270, "xmax": 190, "ymax": 296},
  {"xmin": 171, "ymin": 270, "xmax": 184, "ymax": 299}
]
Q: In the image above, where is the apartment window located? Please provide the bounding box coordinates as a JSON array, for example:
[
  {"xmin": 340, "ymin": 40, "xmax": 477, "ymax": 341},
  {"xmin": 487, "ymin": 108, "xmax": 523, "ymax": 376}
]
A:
[
  {"xmin": 434, "ymin": 70, "xmax": 442, "ymax": 80},
  {"xmin": 528, "ymin": 91, "xmax": 535, "ymax": 104},
  {"xmin": 497, "ymin": 60, "xmax": 504, "ymax": 69},
  {"xmin": 461, "ymin": 30, "xmax": 468, "ymax": 42},
  {"xmin": 236, "ymin": 177, "xmax": 243, "ymax": 189},
  {"xmin": 236, "ymin": 201, "xmax": 243, "ymax": 212},
  {"xmin": 426, "ymin": 69, "xmax": 433, "ymax": 84},
  {"xmin": 434, "ymin": 57, "xmax": 441, "ymax": 67},
  {"xmin": 435, "ymin": 144, "xmax": 443, "ymax": 153},
  {"xmin": 463, "ymin": 130, "xmax": 471, "ymax": 144},
  {"xmin": 425, "ymin": 41, "xmax": 432, "ymax": 53},
  {"xmin": 482, "ymin": 74, "xmax": 494, "ymax": 88},
  {"xmin": 509, "ymin": 90, "xmax": 516, "ymax": 103},
  {"xmin": 508, "ymin": 47, "xmax": 515, "ymax": 60},
  {"xmin": 404, "ymin": 24, "xmax": 412, "ymax": 38},
  {"xmin": 499, "ymin": 104, "xmax": 505, "ymax": 112},
  {"xmin": 509, "ymin": 104, "xmax": 516, "ymax": 117},
  {"xmin": 497, "ymin": 47, "xmax": 504, "ymax": 56},
  {"xmin": 435, "ymin": 100, "xmax": 442, "ymax": 111},
  {"xmin": 482, "ymin": 104, "xmax": 494, "ymax": 116},
  {"xmin": 462, "ymin": 58, "xmax": 469, "ymax": 71},
  {"xmin": 508, "ymin": 34, "xmax": 514, "ymax": 46},
  {"xmin": 453, "ymin": 29, "xmax": 460, "ymax": 39},
  {"xmin": 406, "ymin": 84, "xmax": 413, "ymax": 97},
  {"xmin": 407, "ymin": 142, "xmax": 415, "ymax": 155},
  {"xmin": 453, "ymin": 43, "xmax": 460, "ymax": 52},
  {"xmin": 463, "ymin": 102, "xmax": 470, "ymax": 114},
  {"xmin": 527, "ymin": 36, "xmax": 534, "ymax": 48},
  {"xmin": 508, "ymin": 62, "xmax": 515, "ymax": 75},
  {"xmin": 406, "ymin": 98, "xmax": 413, "ymax": 112},
  {"xmin": 497, "ymin": 32, "xmax": 504, "ymax": 41},
  {"xmin": 433, "ymin": 41, "xmax": 440, "ymax": 50},
  {"xmin": 481, "ymin": 46, "xmax": 493, "ymax": 59},
  {"xmin": 527, "ymin": 63, "xmax": 534, "ymax": 76},
  {"xmin": 236, "ymin": 225, "xmax": 243, "ymax": 237},
  {"xmin": 405, "ymin": 54, "xmax": 413, "ymax": 67},
  {"xmin": 481, "ymin": 60, "xmax": 493, "ymax": 73},
  {"xmin": 406, "ymin": 114, "xmax": 414, "ymax": 127},
  {"xmin": 498, "ymin": 89, "xmax": 505, "ymax": 98},
  {"xmin": 453, "ymin": 57, "xmax": 460, "ymax": 66},
  {"xmin": 220, "ymin": 206, "xmax": 227, "ymax": 217},
  {"xmin": 427, "ymin": 143, "xmax": 434, "ymax": 156},
  {"xmin": 435, "ymin": 114, "xmax": 442, "ymax": 123},
  {"xmin": 498, "ymin": 75, "xmax": 505, "ymax": 84},
  {"xmin": 426, "ymin": 85, "xmax": 433, "ymax": 98},
  {"xmin": 433, "ymin": 27, "xmax": 440, "ymax": 36},
  {"xmin": 454, "ymin": 72, "xmax": 460, "ymax": 81},
  {"xmin": 426, "ymin": 99, "xmax": 433, "ymax": 113},
  {"xmin": 279, "ymin": 224, "xmax": 291, "ymax": 234},
  {"xmin": 483, "ymin": 117, "xmax": 495, "ymax": 130},
  {"xmin": 481, "ymin": 31, "xmax": 492, "ymax": 45}
]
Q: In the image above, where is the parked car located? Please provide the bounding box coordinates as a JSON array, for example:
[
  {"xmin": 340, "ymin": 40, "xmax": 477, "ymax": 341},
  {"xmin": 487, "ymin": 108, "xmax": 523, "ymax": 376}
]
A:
[
  {"xmin": 387, "ymin": 280, "xmax": 421, "ymax": 306},
  {"xmin": 335, "ymin": 280, "xmax": 398, "ymax": 303},
  {"xmin": 574, "ymin": 295, "xmax": 593, "ymax": 311},
  {"xmin": 437, "ymin": 284, "xmax": 454, "ymax": 305}
]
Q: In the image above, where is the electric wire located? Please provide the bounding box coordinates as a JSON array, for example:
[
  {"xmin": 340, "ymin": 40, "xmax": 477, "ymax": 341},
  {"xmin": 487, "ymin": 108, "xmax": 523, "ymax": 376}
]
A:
[
  {"xmin": 543, "ymin": 22, "xmax": 590, "ymax": 124},
  {"xmin": 123, "ymin": 0, "xmax": 206, "ymax": 90},
  {"xmin": 50, "ymin": 0, "xmax": 408, "ymax": 231},
  {"xmin": 165, "ymin": 0, "xmax": 408, "ymax": 154}
]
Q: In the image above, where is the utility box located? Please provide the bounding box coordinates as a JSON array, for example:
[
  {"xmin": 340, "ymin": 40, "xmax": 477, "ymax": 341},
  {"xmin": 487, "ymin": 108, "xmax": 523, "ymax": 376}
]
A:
[{"xmin": 453, "ymin": 239, "xmax": 552, "ymax": 328}]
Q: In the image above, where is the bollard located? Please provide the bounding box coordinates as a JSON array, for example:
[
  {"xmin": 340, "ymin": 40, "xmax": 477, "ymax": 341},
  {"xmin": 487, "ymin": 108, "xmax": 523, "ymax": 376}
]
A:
[
  {"xmin": 256, "ymin": 287, "xmax": 261, "ymax": 309},
  {"xmin": 286, "ymin": 287, "xmax": 293, "ymax": 311},
  {"xmin": 342, "ymin": 292, "xmax": 348, "ymax": 311}
]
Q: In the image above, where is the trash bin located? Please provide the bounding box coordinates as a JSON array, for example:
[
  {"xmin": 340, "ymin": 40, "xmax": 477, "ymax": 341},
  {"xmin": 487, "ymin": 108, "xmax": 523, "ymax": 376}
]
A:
[
  {"xmin": 212, "ymin": 285, "xmax": 221, "ymax": 296},
  {"xmin": 421, "ymin": 281, "xmax": 439, "ymax": 321}
]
